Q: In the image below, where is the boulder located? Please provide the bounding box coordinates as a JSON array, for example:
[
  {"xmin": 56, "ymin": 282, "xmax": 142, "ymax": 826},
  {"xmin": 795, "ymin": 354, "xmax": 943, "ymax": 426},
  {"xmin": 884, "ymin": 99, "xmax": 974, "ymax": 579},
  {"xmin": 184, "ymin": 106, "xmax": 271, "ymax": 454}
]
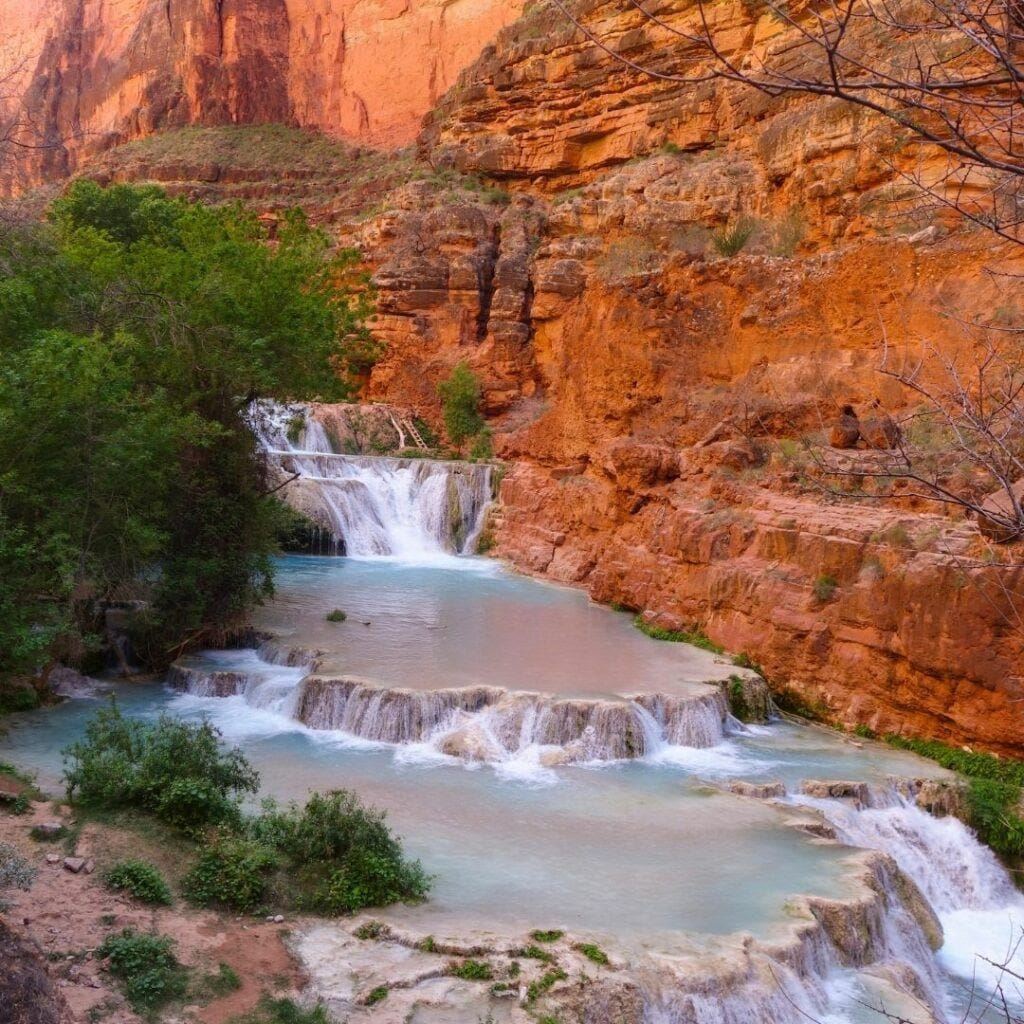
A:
[
  {"xmin": 606, "ymin": 441, "xmax": 679, "ymax": 490},
  {"xmin": 976, "ymin": 478, "xmax": 1024, "ymax": 543},
  {"xmin": 33, "ymin": 823, "xmax": 64, "ymax": 839},
  {"xmin": 799, "ymin": 780, "xmax": 871, "ymax": 807},
  {"xmin": 829, "ymin": 406, "xmax": 861, "ymax": 449},
  {"xmin": 860, "ymin": 415, "xmax": 902, "ymax": 450}
]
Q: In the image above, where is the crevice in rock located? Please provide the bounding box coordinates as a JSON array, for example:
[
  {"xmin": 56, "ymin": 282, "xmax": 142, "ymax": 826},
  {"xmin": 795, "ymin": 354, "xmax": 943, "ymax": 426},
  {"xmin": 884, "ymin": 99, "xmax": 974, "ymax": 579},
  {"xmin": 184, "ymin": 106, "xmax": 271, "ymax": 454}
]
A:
[{"xmin": 476, "ymin": 223, "xmax": 500, "ymax": 342}]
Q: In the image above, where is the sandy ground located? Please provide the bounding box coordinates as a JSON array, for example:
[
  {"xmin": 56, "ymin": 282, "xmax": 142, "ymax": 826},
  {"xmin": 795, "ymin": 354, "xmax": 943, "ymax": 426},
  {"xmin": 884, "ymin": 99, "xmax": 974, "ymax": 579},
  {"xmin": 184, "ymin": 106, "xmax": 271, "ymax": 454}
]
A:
[{"xmin": 0, "ymin": 791, "xmax": 307, "ymax": 1024}]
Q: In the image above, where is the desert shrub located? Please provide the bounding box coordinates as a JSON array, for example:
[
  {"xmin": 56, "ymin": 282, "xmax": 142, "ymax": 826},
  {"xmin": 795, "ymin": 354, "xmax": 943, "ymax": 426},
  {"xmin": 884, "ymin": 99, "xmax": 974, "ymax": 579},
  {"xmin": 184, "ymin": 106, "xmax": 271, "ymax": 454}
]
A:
[
  {"xmin": 596, "ymin": 236, "xmax": 660, "ymax": 280},
  {"xmin": 248, "ymin": 790, "xmax": 430, "ymax": 915},
  {"xmin": 0, "ymin": 842, "xmax": 35, "ymax": 893},
  {"xmin": 771, "ymin": 208, "xmax": 806, "ymax": 256},
  {"xmin": 438, "ymin": 362, "xmax": 485, "ymax": 447},
  {"xmin": 62, "ymin": 703, "xmax": 258, "ymax": 832},
  {"xmin": 104, "ymin": 860, "xmax": 172, "ymax": 906},
  {"xmin": 182, "ymin": 834, "xmax": 279, "ymax": 913},
  {"xmin": 98, "ymin": 930, "xmax": 189, "ymax": 1015},
  {"xmin": 711, "ymin": 216, "xmax": 758, "ymax": 256},
  {"xmin": 812, "ymin": 574, "xmax": 838, "ymax": 601}
]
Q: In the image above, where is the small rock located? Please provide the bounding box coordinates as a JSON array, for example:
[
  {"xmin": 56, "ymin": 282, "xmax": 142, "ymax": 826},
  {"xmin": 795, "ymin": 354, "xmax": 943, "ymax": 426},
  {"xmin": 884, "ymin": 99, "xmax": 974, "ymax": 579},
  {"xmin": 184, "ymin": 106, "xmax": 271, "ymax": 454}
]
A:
[
  {"xmin": 45, "ymin": 854, "xmax": 60, "ymax": 865},
  {"xmin": 63, "ymin": 857, "xmax": 86, "ymax": 874},
  {"xmin": 273, "ymin": 915, "xmax": 285, "ymax": 924},
  {"xmin": 83, "ymin": 859, "xmax": 95, "ymax": 875},
  {"xmin": 799, "ymin": 779, "xmax": 871, "ymax": 807},
  {"xmin": 727, "ymin": 780, "xmax": 786, "ymax": 800},
  {"xmin": 35, "ymin": 822, "xmax": 65, "ymax": 838}
]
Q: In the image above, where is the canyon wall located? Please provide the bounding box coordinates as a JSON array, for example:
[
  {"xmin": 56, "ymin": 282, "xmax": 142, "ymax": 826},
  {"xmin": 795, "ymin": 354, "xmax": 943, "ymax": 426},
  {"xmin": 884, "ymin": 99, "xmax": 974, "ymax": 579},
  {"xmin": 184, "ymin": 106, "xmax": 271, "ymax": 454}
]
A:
[{"xmin": 0, "ymin": 0, "xmax": 523, "ymax": 190}]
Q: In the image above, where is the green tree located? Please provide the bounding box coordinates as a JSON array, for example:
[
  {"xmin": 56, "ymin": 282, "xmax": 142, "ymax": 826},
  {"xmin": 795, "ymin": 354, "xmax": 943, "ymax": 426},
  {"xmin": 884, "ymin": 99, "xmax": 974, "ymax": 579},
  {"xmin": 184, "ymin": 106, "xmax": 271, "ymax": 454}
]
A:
[
  {"xmin": 437, "ymin": 361, "xmax": 484, "ymax": 447},
  {"xmin": 0, "ymin": 181, "xmax": 377, "ymax": 679}
]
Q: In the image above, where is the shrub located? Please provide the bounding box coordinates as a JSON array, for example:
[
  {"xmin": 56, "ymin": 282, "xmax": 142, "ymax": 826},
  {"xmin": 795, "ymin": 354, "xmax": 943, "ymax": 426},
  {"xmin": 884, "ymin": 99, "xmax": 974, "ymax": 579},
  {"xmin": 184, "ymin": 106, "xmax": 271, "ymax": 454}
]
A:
[
  {"xmin": 530, "ymin": 929, "xmax": 564, "ymax": 943},
  {"xmin": 0, "ymin": 842, "xmax": 35, "ymax": 892},
  {"xmin": 249, "ymin": 790, "xmax": 430, "ymax": 915},
  {"xmin": 98, "ymin": 930, "xmax": 189, "ymax": 1015},
  {"xmin": 62, "ymin": 703, "xmax": 258, "ymax": 833},
  {"xmin": 240, "ymin": 996, "xmax": 332, "ymax": 1024},
  {"xmin": 711, "ymin": 216, "xmax": 758, "ymax": 256},
  {"xmin": 437, "ymin": 362, "xmax": 485, "ymax": 447},
  {"xmin": 325, "ymin": 609, "xmax": 347, "ymax": 623},
  {"xmin": 354, "ymin": 920, "xmax": 388, "ymax": 940},
  {"xmin": 852, "ymin": 724, "xmax": 877, "ymax": 739},
  {"xmin": 728, "ymin": 677, "xmax": 752, "ymax": 723},
  {"xmin": 469, "ymin": 428, "xmax": 493, "ymax": 461},
  {"xmin": 812, "ymin": 574, "xmax": 838, "ymax": 601},
  {"xmin": 8, "ymin": 793, "xmax": 30, "ymax": 815},
  {"xmin": 193, "ymin": 962, "xmax": 242, "ymax": 1000},
  {"xmin": 966, "ymin": 779, "xmax": 1024, "ymax": 857},
  {"xmin": 104, "ymin": 860, "xmax": 173, "ymax": 906},
  {"xmin": 574, "ymin": 943, "xmax": 609, "ymax": 966},
  {"xmin": 183, "ymin": 834, "xmax": 278, "ymax": 913}
]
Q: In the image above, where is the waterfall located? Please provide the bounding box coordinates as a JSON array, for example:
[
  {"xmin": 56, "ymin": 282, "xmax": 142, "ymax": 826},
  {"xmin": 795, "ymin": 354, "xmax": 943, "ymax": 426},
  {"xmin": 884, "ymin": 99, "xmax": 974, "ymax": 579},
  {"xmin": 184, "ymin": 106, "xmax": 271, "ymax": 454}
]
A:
[
  {"xmin": 801, "ymin": 788, "xmax": 1024, "ymax": 1014},
  {"xmin": 250, "ymin": 401, "xmax": 492, "ymax": 561},
  {"xmin": 169, "ymin": 648, "xmax": 736, "ymax": 771}
]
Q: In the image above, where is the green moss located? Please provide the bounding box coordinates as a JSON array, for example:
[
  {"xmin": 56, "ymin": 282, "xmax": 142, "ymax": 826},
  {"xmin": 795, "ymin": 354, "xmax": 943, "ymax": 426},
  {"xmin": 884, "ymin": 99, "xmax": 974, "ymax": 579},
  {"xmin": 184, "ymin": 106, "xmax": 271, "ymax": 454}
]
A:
[
  {"xmin": 526, "ymin": 968, "xmax": 568, "ymax": 1003},
  {"xmin": 512, "ymin": 944, "xmax": 554, "ymax": 963},
  {"xmin": 728, "ymin": 676, "xmax": 752, "ymax": 723},
  {"xmin": 529, "ymin": 929, "xmax": 564, "ymax": 943}
]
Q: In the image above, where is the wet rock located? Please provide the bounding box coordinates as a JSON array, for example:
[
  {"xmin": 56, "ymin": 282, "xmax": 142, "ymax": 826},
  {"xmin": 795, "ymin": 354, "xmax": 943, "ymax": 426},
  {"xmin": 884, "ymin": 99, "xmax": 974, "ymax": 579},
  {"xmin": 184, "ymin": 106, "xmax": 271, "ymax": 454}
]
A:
[
  {"xmin": 727, "ymin": 780, "xmax": 786, "ymax": 799},
  {"xmin": 785, "ymin": 817, "xmax": 837, "ymax": 840},
  {"xmin": 829, "ymin": 405, "xmax": 861, "ymax": 449},
  {"xmin": 47, "ymin": 665, "xmax": 110, "ymax": 699},
  {"xmin": 799, "ymin": 780, "xmax": 871, "ymax": 807}
]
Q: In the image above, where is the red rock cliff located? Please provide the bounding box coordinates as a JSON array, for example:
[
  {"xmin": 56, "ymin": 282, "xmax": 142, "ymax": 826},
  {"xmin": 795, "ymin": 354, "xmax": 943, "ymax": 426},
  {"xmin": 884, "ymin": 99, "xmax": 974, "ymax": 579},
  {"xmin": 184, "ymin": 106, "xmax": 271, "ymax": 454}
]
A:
[{"xmin": 0, "ymin": 0, "xmax": 523, "ymax": 190}]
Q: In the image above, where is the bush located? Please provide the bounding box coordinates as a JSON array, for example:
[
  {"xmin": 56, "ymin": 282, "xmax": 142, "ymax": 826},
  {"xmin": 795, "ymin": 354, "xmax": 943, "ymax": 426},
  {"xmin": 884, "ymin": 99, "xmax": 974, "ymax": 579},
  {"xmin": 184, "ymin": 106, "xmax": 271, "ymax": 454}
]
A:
[
  {"xmin": 468, "ymin": 428, "xmax": 493, "ymax": 461},
  {"xmin": 98, "ymin": 930, "xmax": 189, "ymax": 1015},
  {"xmin": 812, "ymin": 574, "xmax": 838, "ymax": 601},
  {"xmin": 104, "ymin": 860, "xmax": 172, "ymax": 906},
  {"xmin": 325, "ymin": 608, "xmax": 347, "ymax": 623},
  {"xmin": 250, "ymin": 790, "xmax": 430, "ymax": 915},
  {"xmin": 183, "ymin": 834, "xmax": 279, "ymax": 913},
  {"xmin": 966, "ymin": 779, "xmax": 1024, "ymax": 857},
  {"xmin": 437, "ymin": 362, "xmax": 484, "ymax": 447},
  {"xmin": 365, "ymin": 985, "xmax": 388, "ymax": 1005},
  {"xmin": 193, "ymin": 962, "xmax": 242, "ymax": 1000},
  {"xmin": 239, "ymin": 996, "xmax": 332, "ymax": 1024},
  {"xmin": 530, "ymin": 929, "xmax": 564, "ymax": 943},
  {"xmin": 62, "ymin": 703, "xmax": 258, "ymax": 833},
  {"xmin": 711, "ymin": 216, "xmax": 758, "ymax": 257},
  {"xmin": 526, "ymin": 968, "xmax": 567, "ymax": 1003}
]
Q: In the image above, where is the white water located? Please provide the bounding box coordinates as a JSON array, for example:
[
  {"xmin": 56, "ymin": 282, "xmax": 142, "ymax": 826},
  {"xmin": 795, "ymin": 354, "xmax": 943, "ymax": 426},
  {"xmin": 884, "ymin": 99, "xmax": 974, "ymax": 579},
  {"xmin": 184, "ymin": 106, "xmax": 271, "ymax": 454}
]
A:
[
  {"xmin": 804, "ymin": 790, "xmax": 1024, "ymax": 1017},
  {"xmin": 251, "ymin": 402, "xmax": 492, "ymax": 563}
]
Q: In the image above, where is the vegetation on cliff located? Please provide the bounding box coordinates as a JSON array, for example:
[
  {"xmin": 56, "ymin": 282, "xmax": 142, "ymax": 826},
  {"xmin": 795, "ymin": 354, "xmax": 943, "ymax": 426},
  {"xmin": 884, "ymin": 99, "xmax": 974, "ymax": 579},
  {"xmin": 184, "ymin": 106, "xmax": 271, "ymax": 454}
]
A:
[
  {"xmin": 0, "ymin": 181, "xmax": 375, "ymax": 692},
  {"xmin": 63, "ymin": 704, "xmax": 430, "ymax": 916}
]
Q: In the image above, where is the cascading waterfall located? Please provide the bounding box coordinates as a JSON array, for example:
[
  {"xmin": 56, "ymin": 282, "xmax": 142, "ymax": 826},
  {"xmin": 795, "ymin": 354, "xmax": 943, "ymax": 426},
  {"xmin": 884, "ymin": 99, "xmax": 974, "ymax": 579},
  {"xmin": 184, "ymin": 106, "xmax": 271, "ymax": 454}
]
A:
[
  {"xmin": 250, "ymin": 401, "xmax": 492, "ymax": 560},
  {"xmin": 800, "ymin": 786, "xmax": 1024, "ymax": 1017},
  {"xmin": 169, "ymin": 648, "xmax": 739, "ymax": 769}
]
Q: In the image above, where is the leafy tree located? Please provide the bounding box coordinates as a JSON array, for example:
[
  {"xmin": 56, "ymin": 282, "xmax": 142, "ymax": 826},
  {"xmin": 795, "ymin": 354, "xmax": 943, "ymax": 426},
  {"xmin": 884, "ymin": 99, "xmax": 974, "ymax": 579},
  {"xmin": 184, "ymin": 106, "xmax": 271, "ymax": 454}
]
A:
[
  {"xmin": 0, "ymin": 181, "xmax": 376, "ymax": 677},
  {"xmin": 437, "ymin": 361, "xmax": 484, "ymax": 447}
]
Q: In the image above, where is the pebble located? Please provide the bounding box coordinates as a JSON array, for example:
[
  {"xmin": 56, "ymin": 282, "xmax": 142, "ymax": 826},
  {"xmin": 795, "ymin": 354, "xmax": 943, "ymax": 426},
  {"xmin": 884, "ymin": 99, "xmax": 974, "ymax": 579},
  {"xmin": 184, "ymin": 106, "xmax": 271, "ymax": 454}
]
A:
[{"xmin": 45, "ymin": 853, "xmax": 60, "ymax": 864}]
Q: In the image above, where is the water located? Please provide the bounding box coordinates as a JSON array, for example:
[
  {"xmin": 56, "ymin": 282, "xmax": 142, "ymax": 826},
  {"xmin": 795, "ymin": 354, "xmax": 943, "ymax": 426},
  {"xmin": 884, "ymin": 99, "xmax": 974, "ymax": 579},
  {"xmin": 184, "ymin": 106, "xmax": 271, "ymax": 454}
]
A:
[
  {"xmin": 251, "ymin": 402, "xmax": 492, "ymax": 561},
  {"xmin": 3, "ymin": 437, "xmax": 1021, "ymax": 1023}
]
